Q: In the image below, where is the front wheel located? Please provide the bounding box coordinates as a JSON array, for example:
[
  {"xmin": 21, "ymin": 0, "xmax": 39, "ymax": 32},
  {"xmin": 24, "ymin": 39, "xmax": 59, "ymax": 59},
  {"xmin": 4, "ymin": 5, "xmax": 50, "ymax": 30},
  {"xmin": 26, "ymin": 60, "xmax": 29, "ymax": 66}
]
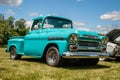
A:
[
  {"xmin": 116, "ymin": 57, "xmax": 120, "ymax": 61},
  {"xmin": 87, "ymin": 58, "xmax": 99, "ymax": 65},
  {"xmin": 10, "ymin": 47, "xmax": 22, "ymax": 60},
  {"xmin": 46, "ymin": 46, "xmax": 63, "ymax": 67}
]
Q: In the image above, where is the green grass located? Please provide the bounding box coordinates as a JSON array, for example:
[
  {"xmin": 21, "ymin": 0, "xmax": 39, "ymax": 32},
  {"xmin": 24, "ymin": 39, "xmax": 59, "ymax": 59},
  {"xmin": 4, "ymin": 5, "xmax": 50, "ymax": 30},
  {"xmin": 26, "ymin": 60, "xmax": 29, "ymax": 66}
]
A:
[{"xmin": 1, "ymin": 48, "xmax": 120, "ymax": 80}]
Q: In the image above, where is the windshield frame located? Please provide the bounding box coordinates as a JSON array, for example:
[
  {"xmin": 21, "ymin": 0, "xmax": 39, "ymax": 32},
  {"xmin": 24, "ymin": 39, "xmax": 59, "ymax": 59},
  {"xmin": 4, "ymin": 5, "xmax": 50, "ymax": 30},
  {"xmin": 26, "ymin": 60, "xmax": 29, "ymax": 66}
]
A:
[{"xmin": 42, "ymin": 17, "xmax": 73, "ymax": 29}]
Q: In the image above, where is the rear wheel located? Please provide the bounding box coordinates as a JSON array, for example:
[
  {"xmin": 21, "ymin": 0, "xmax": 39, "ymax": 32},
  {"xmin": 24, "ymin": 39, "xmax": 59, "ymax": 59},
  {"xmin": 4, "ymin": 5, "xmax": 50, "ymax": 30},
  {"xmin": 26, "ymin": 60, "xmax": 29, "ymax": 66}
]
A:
[
  {"xmin": 10, "ymin": 47, "xmax": 22, "ymax": 60},
  {"xmin": 46, "ymin": 46, "xmax": 63, "ymax": 67}
]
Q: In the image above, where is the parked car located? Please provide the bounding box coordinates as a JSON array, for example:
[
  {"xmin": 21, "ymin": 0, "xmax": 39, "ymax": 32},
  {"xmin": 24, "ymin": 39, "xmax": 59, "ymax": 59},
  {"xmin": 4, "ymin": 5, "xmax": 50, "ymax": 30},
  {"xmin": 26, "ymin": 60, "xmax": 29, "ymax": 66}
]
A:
[
  {"xmin": 6, "ymin": 16, "xmax": 109, "ymax": 67},
  {"xmin": 106, "ymin": 29, "xmax": 120, "ymax": 61}
]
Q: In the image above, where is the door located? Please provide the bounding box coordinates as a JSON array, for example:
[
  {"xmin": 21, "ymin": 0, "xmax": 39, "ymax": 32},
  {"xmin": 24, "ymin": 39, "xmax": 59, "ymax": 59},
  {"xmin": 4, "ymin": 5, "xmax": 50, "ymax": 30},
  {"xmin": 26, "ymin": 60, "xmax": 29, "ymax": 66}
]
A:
[{"xmin": 24, "ymin": 19, "xmax": 44, "ymax": 56}]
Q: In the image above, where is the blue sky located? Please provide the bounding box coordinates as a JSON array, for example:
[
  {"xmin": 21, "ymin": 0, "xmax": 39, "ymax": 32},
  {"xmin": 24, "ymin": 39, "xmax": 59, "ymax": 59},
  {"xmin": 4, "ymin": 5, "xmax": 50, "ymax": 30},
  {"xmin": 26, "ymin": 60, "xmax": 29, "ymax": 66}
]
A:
[{"xmin": 0, "ymin": 0, "xmax": 120, "ymax": 33}]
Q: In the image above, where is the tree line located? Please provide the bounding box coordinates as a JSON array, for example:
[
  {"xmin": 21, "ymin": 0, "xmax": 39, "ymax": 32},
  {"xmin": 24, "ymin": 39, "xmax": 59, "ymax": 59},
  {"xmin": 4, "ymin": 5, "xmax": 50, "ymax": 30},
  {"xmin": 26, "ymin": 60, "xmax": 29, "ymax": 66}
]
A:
[{"xmin": 0, "ymin": 14, "xmax": 30, "ymax": 45}]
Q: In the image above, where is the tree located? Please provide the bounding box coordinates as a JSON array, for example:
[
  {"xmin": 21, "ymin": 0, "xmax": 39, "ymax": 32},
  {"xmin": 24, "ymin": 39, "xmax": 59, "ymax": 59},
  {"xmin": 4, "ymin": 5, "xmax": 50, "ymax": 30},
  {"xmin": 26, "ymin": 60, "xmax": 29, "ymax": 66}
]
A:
[
  {"xmin": 0, "ymin": 14, "xmax": 29, "ymax": 45},
  {"xmin": 0, "ymin": 15, "xmax": 18, "ymax": 45},
  {"xmin": 6, "ymin": 16, "xmax": 15, "ymax": 28},
  {"xmin": 15, "ymin": 18, "xmax": 26, "ymax": 29},
  {"xmin": 0, "ymin": 14, "xmax": 4, "ymax": 21},
  {"xmin": 15, "ymin": 18, "xmax": 29, "ymax": 36}
]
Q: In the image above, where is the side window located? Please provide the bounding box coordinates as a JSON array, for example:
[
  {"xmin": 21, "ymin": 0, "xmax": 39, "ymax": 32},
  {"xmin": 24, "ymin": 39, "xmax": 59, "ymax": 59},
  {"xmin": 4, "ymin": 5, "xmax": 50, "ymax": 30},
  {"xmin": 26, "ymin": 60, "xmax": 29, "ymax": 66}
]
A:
[{"xmin": 31, "ymin": 19, "xmax": 42, "ymax": 30}]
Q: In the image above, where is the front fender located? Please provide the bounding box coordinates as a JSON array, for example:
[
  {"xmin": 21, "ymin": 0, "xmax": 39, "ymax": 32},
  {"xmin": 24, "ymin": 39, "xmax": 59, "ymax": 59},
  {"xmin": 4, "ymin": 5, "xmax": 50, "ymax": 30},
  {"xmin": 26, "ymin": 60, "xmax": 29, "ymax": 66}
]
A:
[{"xmin": 44, "ymin": 40, "xmax": 68, "ymax": 56}]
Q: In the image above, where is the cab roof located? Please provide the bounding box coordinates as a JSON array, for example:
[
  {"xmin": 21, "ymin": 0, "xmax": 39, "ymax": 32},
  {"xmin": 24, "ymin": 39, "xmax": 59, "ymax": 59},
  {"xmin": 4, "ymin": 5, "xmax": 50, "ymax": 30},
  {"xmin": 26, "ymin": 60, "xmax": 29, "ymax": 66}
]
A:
[{"xmin": 32, "ymin": 15, "xmax": 72, "ymax": 21}]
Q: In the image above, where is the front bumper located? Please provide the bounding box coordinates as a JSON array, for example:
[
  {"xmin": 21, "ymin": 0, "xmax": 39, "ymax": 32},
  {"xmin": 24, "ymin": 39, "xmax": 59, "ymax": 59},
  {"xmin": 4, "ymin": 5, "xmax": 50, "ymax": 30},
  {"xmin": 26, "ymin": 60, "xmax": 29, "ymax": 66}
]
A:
[{"xmin": 62, "ymin": 52, "xmax": 109, "ymax": 58}]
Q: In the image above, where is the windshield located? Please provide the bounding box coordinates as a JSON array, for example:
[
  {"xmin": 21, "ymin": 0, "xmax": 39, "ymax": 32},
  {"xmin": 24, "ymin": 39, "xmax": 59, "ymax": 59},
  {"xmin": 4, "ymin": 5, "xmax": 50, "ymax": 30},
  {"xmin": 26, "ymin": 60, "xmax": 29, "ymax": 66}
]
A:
[{"xmin": 43, "ymin": 17, "xmax": 72, "ymax": 29}]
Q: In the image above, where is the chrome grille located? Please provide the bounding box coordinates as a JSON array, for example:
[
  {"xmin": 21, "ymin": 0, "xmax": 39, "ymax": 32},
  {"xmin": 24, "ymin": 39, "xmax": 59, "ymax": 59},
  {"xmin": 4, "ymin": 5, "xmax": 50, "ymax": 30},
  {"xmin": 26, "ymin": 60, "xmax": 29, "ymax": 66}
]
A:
[{"xmin": 78, "ymin": 41, "xmax": 99, "ymax": 47}]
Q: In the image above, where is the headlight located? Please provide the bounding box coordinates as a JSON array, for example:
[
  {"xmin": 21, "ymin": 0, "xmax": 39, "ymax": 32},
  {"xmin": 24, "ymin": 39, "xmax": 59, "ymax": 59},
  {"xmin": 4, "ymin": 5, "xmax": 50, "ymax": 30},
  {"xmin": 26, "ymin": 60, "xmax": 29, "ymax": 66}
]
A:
[
  {"xmin": 101, "ymin": 37, "xmax": 109, "ymax": 44},
  {"xmin": 68, "ymin": 34, "xmax": 79, "ymax": 43}
]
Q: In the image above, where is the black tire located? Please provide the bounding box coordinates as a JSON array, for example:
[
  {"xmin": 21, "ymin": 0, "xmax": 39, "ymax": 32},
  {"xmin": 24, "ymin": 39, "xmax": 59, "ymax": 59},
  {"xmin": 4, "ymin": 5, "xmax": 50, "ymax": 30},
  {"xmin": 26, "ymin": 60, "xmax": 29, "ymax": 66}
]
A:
[
  {"xmin": 46, "ymin": 46, "xmax": 63, "ymax": 67},
  {"xmin": 79, "ymin": 58, "xmax": 99, "ymax": 66},
  {"xmin": 116, "ymin": 57, "xmax": 120, "ymax": 61},
  {"xmin": 88, "ymin": 58, "xmax": 99, "ymax": 65},
  {"xmin": 10, "ymin": 47, "xmax": 22, "ymax": 60}
]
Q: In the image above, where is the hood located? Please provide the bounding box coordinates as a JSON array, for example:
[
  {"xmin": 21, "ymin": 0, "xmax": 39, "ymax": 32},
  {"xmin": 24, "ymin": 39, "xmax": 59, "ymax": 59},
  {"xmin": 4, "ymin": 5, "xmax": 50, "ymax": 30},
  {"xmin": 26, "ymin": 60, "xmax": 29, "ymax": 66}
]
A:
[
  {"xmin": 77, "ymin": 30, "xmax": 99, "ymax": 38},
  {"xmin": 45, "ymin": 29, "xmax": 76, "ymax": 38},
  {"xmin": 106, "ymin": 29, "xmax": 120, "ymax": 42},
  {"xmin": 45, "ymin": 29, "xmax": 99, "ymax": 39}
]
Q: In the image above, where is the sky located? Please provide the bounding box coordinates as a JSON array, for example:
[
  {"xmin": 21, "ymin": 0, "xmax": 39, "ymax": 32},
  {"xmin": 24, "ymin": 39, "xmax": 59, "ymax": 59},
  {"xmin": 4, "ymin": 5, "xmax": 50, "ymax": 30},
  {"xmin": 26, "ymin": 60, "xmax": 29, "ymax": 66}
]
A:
[{"xmin": 0, "ymin": 0, "xmax": 120, "ymax": 34}]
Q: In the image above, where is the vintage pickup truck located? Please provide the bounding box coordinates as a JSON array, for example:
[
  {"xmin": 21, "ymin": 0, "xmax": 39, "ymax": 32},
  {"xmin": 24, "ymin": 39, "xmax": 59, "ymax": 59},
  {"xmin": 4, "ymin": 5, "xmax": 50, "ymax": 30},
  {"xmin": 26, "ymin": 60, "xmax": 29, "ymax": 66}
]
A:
[{"xmin": 6, "ymin": 16, "xmax": 109, "ymax": 67}]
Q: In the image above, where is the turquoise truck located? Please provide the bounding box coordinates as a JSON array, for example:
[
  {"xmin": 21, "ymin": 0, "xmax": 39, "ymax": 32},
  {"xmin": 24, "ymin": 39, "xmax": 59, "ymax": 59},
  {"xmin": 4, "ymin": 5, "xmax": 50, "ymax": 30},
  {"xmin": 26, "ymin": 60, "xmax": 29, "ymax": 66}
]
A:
[{"xmin": 6, "ymin": 16, "xmax": 109, "ymax": 67}]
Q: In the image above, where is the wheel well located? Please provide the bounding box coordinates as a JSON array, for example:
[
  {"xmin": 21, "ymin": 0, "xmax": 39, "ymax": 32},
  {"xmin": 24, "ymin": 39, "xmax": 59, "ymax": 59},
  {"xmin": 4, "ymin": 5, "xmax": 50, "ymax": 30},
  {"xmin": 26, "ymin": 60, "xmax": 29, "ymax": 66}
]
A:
[
  {"xmin": 9, "ymin": 46, "xmax": 16, "ymax": 52},
  {"xmin": 42, "ymin": 43, "xmax": 59, "ymax": 59}
]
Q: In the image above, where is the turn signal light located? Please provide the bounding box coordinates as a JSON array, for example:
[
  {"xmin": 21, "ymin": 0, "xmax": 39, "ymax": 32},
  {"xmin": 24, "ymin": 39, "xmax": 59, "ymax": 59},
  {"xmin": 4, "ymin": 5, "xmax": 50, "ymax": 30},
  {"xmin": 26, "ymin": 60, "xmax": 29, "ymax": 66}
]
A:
[
  {"xmin": 102, "ymin": 48, "xmax": 106, "ymax": 51},
  {"xmin": 69, "ymin": 45, "xmax": 78, "ymax": 51},
  {"xmin": 72, "ymin": 46, "xmax": 78, "ymax": 50}
]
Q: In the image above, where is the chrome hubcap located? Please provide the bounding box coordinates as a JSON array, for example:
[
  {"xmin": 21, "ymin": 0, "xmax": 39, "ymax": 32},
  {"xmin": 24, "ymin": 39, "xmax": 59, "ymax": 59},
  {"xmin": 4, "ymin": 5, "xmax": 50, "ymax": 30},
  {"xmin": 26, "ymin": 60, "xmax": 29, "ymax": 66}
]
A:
[
  {"xmin": 10, "ymin": 48, "xmax": 16, "ymax": 59},
  {"xmin": 48, "ymin": 50, "xmax": 57, "ymax": 64}
]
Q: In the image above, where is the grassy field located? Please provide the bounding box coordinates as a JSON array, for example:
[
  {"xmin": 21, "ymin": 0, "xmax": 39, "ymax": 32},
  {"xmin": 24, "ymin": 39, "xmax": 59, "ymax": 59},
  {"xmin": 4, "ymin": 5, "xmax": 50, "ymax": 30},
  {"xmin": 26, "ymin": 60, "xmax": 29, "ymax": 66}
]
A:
[{"xmin": 0, "ymin": 48, "xmax": 120, "ymax": 80}]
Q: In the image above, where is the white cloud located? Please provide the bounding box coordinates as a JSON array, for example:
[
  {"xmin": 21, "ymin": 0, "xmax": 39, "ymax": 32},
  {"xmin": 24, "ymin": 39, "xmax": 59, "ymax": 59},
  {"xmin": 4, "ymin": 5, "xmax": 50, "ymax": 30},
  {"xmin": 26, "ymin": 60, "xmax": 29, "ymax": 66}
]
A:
[
  {"xmin": 100, "ymin": 11, "xmax": 120, "ymax": 21},
  {"xmin": 29, "ymin": 12, "xmax": 58, "ymax": 17},
  {"xmin": 73, "ymin": 21, "xmax": 91, "ymax": 31},
  {"xmin": 6, "ymin": 9, "xmax": 15, "ymax": 15},
  {"xmin": 29, "ymin": 12, "xmax": 39, "ymax": 17},
  {"xmin": 76, "ymin": 0, "xmax": 84, "ymax": 2},
  {"xmin": 0, "ymin": 0, "xmax": 23, "ymax": 6},
  {"xmin": 96, "ymin": 24, "xmax": 120, "ymax": 34},
  {"xmin": 25, "ymin": 21, "xmax": 33, "ymax": 28}
]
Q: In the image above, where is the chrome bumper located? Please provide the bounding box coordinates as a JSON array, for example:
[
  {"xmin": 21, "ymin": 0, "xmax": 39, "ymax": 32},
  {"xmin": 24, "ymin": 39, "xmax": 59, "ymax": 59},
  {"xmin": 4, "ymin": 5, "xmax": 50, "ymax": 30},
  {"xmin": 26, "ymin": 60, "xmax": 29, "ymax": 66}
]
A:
[{"xmin": 62, "ymin": 52, "xmax": 109, "ymax": 58}]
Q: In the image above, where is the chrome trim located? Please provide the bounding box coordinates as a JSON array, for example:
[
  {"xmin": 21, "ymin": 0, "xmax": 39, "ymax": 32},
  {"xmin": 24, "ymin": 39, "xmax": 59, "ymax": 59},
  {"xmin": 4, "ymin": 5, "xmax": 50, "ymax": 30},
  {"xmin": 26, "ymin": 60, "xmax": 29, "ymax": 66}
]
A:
[{"xmin": 62, "ymin": 51, "xmax": 109, "ymax": 58}]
